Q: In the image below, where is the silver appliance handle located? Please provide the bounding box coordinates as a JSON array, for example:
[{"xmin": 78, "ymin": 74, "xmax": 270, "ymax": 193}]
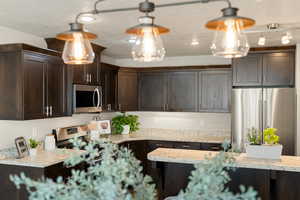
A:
[
  {"xmin": 95, "ymin": 88, "xmax": 101, "ymax": 108},
  {"xmin": 49, "ymin": 106, "xmax": 53, "ymax": 116},
  {"xmin": 99, "ymin": 87, "xmax": 103, "ymax": 108},
  {"xmin": 45, "ymin": 106, "xmax": 49, "ymax": 117},
  {"xmin": 92, "ymin": 89, "xmax": 96, "ymax": 108}
]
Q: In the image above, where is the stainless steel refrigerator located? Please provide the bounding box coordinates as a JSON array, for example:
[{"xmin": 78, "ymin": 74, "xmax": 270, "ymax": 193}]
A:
[{"xmin": 232, "ymin": 88, "xmax": 296, "ymax": 155}]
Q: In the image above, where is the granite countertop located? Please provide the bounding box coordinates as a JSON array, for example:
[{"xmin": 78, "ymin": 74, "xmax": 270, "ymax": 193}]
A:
[
  {"xmin": 100, "ymin": 133, "xmax": 230, "ymax": 144},
  {"xmin": 148, "ymin": 148, "xmax": 300, "ymax": 172},
  {"xmin": 0, "ymin": 149, "xmax": 85, "ymax": 168}
]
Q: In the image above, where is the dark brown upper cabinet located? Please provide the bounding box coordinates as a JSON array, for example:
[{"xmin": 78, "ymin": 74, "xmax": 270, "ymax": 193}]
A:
[
  {"xmin": 117, "ymin": 70, "xmax": 138, "ymax": 111},
  {"xmin": 167, "ymin": 72, "xmax": 198, "ymax": 112},
  {"xmin": 232, "ymin": 53, "xmax": 263, "ymax": 87},
  {"xmin": 138, "ymin": 68, "xmax": 231, "ymax": 113},
  {"xmin": 232, "ymin": 48, "xmax": 295, "ymax": 87},
  {"xmin": 199, "ymin": 70, "xmax": 231, "ymax": 113},
  {"xmin": 100, "ymin": 63, "xmax": 118, "ymax": 111},
  {"xmin": 263, "ymin": 52, "xmax": 295, "ymax": 86},
  {"xmin": 45, "ymin": 38, "xmax": 105, "ymax": 86},
  {"xmin": 72, "ymin": 54, "xmax": 100, "ymax": 85},
  {"xmin": 0, "ymin": 44, "xmax": 66, "ymax": 120},
  {"xmin": 139, "ymin": 72, "xmax": 167, "ymax": 111}
]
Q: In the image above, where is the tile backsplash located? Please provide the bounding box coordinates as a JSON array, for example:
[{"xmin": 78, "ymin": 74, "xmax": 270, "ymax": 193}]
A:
[{"xmin": 0, "ymin": 112, "xmax": 231, "ymax": 149}]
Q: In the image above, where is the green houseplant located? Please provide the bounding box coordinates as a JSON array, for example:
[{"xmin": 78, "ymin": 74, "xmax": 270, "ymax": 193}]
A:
[
  {"xmin": 245, "ymin": 127, "xmax": 282, "ymax": 160},
  {"xmin": 28, "ymin": 138, "xmax": 40, "ymax": 157},
  {"xmin": 112, "ymin": 113, "xmax": 140, "ymax": 134},
  {"xmin": 10, "ymin": 139, "xmax": 258, "ymax": 200}
]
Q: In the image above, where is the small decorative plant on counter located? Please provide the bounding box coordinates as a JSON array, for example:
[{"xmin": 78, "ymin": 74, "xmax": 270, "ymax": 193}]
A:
[
  {"xmin": 245, "ymin": 127, "xmax": 282, "ymax": 160},
  {"xmin": 28, "ymin": 138, "xmax": 40, "ymax": 156},
  {"xmin": 112, "ymin": 113, "xmax": 140, "ymax": 134},
  {"xmin": 10, "ymin": 139, "xmax": 258, "ymax": 200},
  {"xmin": 247, "ymin": 127, "xmax": 261, "ymax": 145}
]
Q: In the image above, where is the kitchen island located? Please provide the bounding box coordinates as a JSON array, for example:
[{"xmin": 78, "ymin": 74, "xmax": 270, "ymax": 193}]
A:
[{"xmin": 148, "ymin": 148, "xmax": 300, "ymax": 200}]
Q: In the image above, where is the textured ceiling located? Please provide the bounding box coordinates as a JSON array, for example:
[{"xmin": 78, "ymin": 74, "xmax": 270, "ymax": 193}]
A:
[{"xmin": 0, "ymin": 0, "xmax": 300, "ymax": 58}]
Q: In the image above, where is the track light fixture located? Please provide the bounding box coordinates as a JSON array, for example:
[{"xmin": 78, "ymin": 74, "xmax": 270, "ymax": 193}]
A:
[
  {"xmin": 57, "ymin": 0, "xmax": 255, "ymax": 64},
  {"xmin": 258, "ymin": 35, "xmax": 266, "ymax": 46}
]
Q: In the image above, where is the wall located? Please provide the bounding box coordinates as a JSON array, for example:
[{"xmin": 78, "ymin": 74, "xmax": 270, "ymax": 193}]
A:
[{"xmin": 0, "ymin": 26, "xmax": 47, "ymax": 48}]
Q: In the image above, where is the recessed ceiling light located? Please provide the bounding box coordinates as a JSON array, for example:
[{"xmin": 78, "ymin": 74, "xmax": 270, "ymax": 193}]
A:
[
  {"xmin": 191, "ymin": 40, "xmax": 199, "ymax": 46},
  {"xmin": 78, "ymin": 13, "xmax": 96, "ymax": 23},
  {"xmin": 281, "ymin": 32, "xmax": 292, "ymax": 45},
  {"xmin": 258, "ymin": 36, "xmax": 266, "ymax": 46}
]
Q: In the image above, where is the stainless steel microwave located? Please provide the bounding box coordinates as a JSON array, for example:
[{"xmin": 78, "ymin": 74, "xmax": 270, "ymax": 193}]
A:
[{"xmin": 73, "ymin": 84, "xmax": 102, "ymax": 113}]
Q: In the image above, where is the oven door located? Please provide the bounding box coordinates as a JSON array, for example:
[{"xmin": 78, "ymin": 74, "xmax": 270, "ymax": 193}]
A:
[{"xmin": 73, "ymin": 84, "xmax": 102, "ymax": 113}]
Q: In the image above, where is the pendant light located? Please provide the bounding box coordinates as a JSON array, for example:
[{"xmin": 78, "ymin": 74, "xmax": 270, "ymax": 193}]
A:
[
  {"xmin": 206, "ymin": 7, "xmax": 255, "ymax": 58},
  {"xmin": 126, "ymin": 1, "xmax": 169, "ymax": 62},
  {"xmin": 56, "ymin": 23, "xmax": 97, "ymax": 65}
]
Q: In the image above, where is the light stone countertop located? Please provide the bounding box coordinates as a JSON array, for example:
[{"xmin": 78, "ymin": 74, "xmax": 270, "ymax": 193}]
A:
[
  {"xmin": 0, "ymin": 149, "xmax": 85, "ymax": 168},
  {"xmin": 147, "ymin": 148, "xmax": 300, "ymax": 172},
  {"xmin": 101, "ymin": 133, "xmax": 230, "ymax": 144}
]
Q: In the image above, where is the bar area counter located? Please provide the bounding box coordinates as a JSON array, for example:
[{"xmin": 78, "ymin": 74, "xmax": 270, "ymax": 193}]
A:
[{"xmin": 148, "ymin": 148, "xmax": 300, "ymax": 200}]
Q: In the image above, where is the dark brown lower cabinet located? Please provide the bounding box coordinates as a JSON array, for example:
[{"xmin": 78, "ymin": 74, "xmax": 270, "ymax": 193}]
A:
[{"xmin": 0, "ymin": 162, "xmax": 83, "ymax": 200}]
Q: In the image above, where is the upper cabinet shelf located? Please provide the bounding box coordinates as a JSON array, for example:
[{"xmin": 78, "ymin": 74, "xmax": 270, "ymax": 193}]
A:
[{"xmin": 232, "ymin": 47, "xmax": 295, "ymax": 87}]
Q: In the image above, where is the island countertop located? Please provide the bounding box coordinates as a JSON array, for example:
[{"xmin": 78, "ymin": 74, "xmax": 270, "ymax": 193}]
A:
[
  {"xmin": 147, "ymin": 148, "xmax": 300, "ymax": 172},
  {"xmin": 0, "ymin": 149, "xmax": 85, "ymax": 168}
]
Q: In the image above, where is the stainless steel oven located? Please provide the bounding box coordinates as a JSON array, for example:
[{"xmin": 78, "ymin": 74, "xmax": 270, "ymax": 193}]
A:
[{"xmin": 73, "ymin": 84, "xmax": 102, "ymax": 113}]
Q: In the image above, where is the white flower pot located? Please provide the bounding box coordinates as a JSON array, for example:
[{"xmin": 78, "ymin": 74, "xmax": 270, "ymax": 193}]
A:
[
  {"xmin": 245, "ymin": 144, "xmax": 283, "ymax": 160},
  {"xmin": 121, "ymin": 125, "xmax": 130, "ymax": 135},
  {"xmin": 29, "ymin": 148, "xmax": 37, "ymax": 157}
]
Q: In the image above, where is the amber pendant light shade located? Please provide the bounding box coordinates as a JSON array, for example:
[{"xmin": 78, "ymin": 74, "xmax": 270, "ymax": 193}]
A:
[
  {"xmin": 126, "ymin": 16, "xmax": 169, "ymax": 62},
  {"xmin": 206, "ymin": 7, "xmax": 255, "ymax": 58},
  {"xmin": 56, "ymin": 23, "xmax": 97, "ymax": 65}
]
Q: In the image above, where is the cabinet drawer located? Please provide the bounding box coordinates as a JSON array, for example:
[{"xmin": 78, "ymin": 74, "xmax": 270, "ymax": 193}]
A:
[
  {"xmin": 200, "ymin": 143, "xmax": 223, "ymax": 151},
  {"xmin": 148, "ymin": 141, "xmax": 174, "ymax": 151},
  {"xmin": 173, "ymin": 142, "xmax": 201, "ymax": 150}
]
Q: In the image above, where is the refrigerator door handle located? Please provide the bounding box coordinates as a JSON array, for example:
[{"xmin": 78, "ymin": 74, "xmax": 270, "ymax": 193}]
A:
[{"xmin": 258, "ymin": 99, "xmax": 263, "ymax": 134}]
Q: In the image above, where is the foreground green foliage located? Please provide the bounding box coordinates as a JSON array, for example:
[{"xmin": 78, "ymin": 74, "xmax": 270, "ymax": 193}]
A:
[
  {"xmin": 112, "ymin": 113, "xmax": 140, "ymax": 134},
  {"xmin": 10, "ymin": 140, "xmax": 258, "ymax": 200}
]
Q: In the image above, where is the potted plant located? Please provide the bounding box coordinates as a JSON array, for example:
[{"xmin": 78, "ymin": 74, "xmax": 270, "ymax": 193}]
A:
[
  {"xmin": 112, "ymin": 113, "xmax": 140, "ymax": 134},
  {"xmin": 245, "ymin": 127, "xmax": 282, "ymax": 160},
  {"xmin": 28, "ymin": 138, "xmax": 40, "ymax": 156}
]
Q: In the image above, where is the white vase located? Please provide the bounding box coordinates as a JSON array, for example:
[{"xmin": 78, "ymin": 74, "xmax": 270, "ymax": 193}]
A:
[
  {"xmin": 245, "ymin": 144, "xmax": 283, "ymax": 160},
  {"xmin": 29, "ymin": 148, "xmax": 37, "ymax": 157},
  {"xmin": 121, "ymin": 125, "xmax": 130, "ymax": 135}
]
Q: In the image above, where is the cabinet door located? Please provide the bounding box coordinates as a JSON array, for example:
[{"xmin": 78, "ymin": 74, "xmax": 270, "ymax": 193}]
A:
[
  {"xmin": 232, "ymin": 54, "xmax": 263, "ymax": 86},
  {"xmin": 199, "ymin": 70, "xmax": 231, "ymax": 112},
  {"xmin": 227, "ymin": 168, "xmax": 270, "ymax": 200},
  {"xmin": 167, "ymin": 72, "xmax": 198, "ymax": 112},
  {"xmin": 101, "ymin": 64, "xmax": 117, "ymax": 111},
  {"xmin": 86, "ymin": 54, "xmax": 99, "ymax": 85},
  {"xmin": 117, "ymin": 71, "xmax": 138, "ymax": 111},
  {"xmin": 275, "ymin": 171, "xmax": 300, "ymax": 200},
  {"xmin": 72, "ymin": 65, "xmax": 87, "ymax": 84},
  {"xmin": 23, "ymin": 53, "xmax": 46, "ymax": 120},
  {"xmin": 46, "ymin": 56, "xmax": 65, "ymax": 117},
  {"xmin": 263, "ymin": 52, "xmax": 295, "ymax": 86},
  {"xmin": 139, "ymin": 72, "xmax": 167, "ymax": 111}
]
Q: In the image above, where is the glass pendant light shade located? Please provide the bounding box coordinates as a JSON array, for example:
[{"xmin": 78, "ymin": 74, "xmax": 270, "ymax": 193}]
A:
[
  {"xmin": 206, "ymin": 7, "xmax": 255, "ymax": 58},
  {"xmin": 126, "ymin": 16, "xmax": 169, "ymax": 62},
  {"xmin": 56, "ymin": 23, "xmax": 97, "ymax": 65},
  {"xmin": 62, "ymin": 32, "xmax": 95, "ymax": 64}
]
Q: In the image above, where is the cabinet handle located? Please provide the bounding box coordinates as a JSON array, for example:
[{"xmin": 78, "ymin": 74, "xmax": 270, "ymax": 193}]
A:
[
  {"xmin": 182, "ymin": 145, "xmax": 191, "ymax": 149},
  {"xmin": 86, "ymin": 74, "xmax": 89, "ymax": 83},
  {"xmin": 89, "ymin": 74, "xmax": 92, "ymax": 83},
  {"xmin": 45, "ymin": 106, "xmax": 49, "ymax": 117},
  {"xmin": 118, "ymin": 104, "xmax": 121, "ymax": 111},
  {"xmin": 107, "ymin": 104, "xmax": 111, "ymax": 111},
  {"xmin": 49, "ymin": 106, "xmax": 53, "ymax": 116}
]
